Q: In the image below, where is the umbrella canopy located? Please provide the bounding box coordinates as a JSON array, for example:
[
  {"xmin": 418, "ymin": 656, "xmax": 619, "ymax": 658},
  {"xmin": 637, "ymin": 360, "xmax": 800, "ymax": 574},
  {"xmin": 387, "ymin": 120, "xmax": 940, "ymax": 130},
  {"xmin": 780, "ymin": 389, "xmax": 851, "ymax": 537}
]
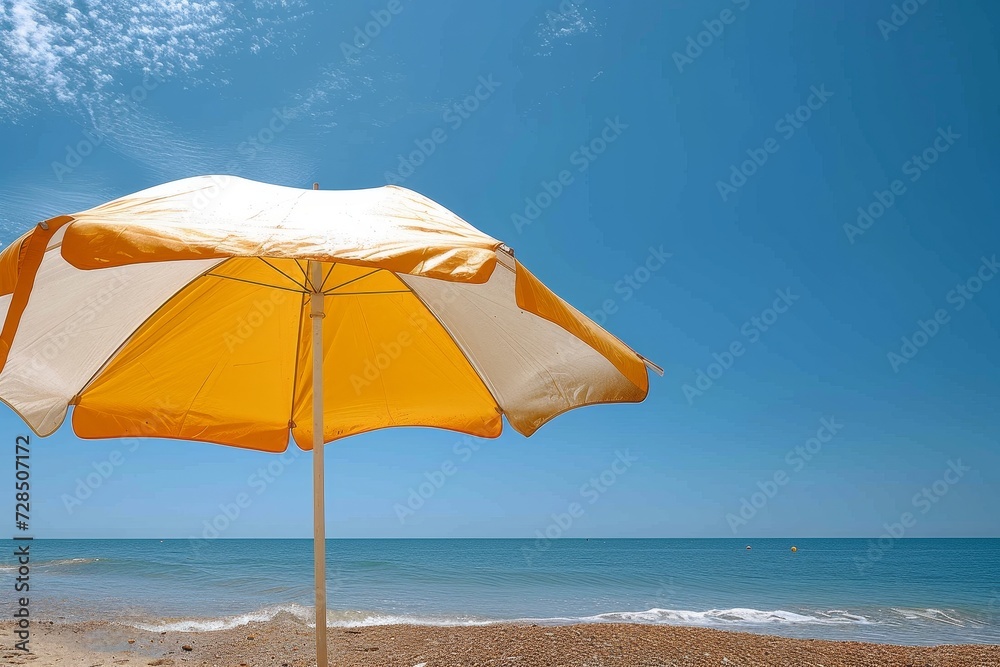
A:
[{"xmin": 0, "ymin": 175, "xmax": 660, "ymax": 664}]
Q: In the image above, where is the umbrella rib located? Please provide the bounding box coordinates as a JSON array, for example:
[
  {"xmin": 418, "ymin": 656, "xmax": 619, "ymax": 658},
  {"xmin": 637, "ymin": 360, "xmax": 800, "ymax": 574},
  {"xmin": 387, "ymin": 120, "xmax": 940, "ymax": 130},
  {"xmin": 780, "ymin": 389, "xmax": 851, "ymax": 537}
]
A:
[
  {"xmin": 327, "ymin": 289, "xmax": 409, "ymax": 296},
  {"xmin": 69, "ymin": 259, "xmax": 229, "ymax": 407},
  {"xmin": 205, "ymin": 272, "xmax": 306, "ymax": 293},
  {"xmin": 287, "ymin": 291, "xmax": 309, "ymax": 435},
  {"xmin": 319, "ymin": 262, "xmax": 337, "ymax": 291},
  {"xmin": 401, "ymin": 279, "xmax": 506, "ymax": 421},
  {"xmin": 323, "ymin": 268, "xmax": 381, "ymax": 295},
  {"xmin": 257, "ymin": 257, "xmax": 308, "ymax": 291},
  {"xmin": 176, "ymin": 359, "xmax": 223, "ymax": 435},
  {"xmin": 294, "ymin": 259, "xmax": 309, "ymax": 284}
]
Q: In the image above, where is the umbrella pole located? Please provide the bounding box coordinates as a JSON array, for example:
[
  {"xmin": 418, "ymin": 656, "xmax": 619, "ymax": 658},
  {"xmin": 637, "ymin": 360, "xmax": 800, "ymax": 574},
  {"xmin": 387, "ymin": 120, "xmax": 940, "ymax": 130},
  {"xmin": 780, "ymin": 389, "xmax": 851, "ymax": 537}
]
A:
[{"xmin": 309, "ymin": 259, "xmax": 328, "ymax": 666}]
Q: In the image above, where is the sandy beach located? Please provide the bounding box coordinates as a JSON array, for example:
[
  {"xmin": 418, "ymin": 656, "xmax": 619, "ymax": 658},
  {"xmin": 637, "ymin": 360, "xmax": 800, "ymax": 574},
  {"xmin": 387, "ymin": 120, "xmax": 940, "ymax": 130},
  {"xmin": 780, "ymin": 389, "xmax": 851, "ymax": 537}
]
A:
[{"xmin": 4, "ymin": 620, "xmax": 999, "ymax": 667}]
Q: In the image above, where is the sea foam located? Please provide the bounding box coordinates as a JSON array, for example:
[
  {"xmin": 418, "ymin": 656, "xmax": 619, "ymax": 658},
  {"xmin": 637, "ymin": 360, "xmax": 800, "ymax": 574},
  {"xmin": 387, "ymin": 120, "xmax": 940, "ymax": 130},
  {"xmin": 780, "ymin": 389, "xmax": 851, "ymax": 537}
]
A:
[
  {"xmin": 127, "ymin": 604, "xmax": 314, "ymax": 632},
  {"xmin": 0, "ymin": 557, "xmax": 99, "ymax": 572},
  {"xmin": 524, "ymin": 608, "xmax": 873, "ymax": 626},
  {"xmin": 124, "ymin": 605, "xmax": 875, "ymax": 633}
]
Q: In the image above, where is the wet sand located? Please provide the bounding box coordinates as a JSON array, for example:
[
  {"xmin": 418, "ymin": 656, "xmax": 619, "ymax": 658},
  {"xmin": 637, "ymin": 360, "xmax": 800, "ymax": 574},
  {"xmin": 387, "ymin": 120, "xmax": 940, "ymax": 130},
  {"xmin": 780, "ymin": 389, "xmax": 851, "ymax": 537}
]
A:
[{"xmin": 3, "ymin": 619, "xmax": 999, "ymax": 666}]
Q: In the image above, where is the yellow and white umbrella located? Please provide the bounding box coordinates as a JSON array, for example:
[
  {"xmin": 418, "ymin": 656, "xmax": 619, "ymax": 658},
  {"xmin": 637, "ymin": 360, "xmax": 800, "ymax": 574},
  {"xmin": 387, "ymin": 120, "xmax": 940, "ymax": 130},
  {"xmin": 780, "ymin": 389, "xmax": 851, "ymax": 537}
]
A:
[{"xmin": 0, "ymin": 175, "xmax": 660, "ymax": 664}]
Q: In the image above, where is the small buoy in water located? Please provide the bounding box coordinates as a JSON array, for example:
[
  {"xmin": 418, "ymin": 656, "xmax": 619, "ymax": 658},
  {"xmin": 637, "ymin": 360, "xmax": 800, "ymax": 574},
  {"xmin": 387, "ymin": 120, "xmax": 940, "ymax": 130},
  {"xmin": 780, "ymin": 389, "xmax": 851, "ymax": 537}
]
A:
[
  {"xmin": 745, "ymin": 545, "xmax": 751, "ymax": 550},
  {"xmin": 790, "ymin": 546, "xmax": 797, "ymax": 552}
]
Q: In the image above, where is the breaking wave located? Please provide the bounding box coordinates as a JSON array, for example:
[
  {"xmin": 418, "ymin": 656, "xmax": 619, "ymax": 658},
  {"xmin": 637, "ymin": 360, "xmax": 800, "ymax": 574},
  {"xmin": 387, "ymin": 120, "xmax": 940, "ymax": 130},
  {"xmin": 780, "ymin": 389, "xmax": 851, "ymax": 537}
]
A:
[{"xmin": 123, "ymin": 605, "xmax": 877, "ymax": 633}]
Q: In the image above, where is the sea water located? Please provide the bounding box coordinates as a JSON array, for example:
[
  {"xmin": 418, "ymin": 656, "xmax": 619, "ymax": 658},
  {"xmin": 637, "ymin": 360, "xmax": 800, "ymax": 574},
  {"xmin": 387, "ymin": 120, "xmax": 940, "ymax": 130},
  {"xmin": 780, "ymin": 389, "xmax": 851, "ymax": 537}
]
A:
[{"xmin": 2, "ymin": 538, "xmax": 998, "ymax": 645}]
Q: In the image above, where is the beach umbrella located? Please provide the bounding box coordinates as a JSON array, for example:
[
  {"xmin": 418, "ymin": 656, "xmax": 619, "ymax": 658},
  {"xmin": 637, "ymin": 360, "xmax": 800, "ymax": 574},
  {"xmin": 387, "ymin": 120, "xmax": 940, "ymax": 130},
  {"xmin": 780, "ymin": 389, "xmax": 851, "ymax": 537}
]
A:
[{"xmin": 0, "ymin": 175, "xmax": 661, "ymax": 665}]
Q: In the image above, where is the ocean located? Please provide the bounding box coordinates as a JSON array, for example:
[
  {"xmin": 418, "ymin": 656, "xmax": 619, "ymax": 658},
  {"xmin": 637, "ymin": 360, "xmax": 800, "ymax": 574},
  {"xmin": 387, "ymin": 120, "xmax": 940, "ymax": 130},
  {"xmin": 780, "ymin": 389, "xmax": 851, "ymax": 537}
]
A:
[{"xmin": 3, "ymin": 538, "xmax": 998, "ymax": 645}]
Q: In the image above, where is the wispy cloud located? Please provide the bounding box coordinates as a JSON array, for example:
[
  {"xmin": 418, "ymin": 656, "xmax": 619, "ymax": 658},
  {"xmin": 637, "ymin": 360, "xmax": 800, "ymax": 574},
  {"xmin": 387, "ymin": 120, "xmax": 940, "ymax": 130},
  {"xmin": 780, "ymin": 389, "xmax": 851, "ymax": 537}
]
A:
[
  {"xmin": 288, "ymin": 57, "xmax": 440, "ymax": 139},
  {"xmin": 0, "ymin": 0, "xmax": 305, "ymax": 120},
  {"xmin": 86, "ymin": 103, "xmax": 225, "ymax": 182},
  {"xmin": 0, "ymin": 1, "xmax": 418, "ymax": 204},
  {"xmin": 0, "ymin": 174, "xmax": 119, "ymax": 238},
  {"xmin": 0, "ymin": 1, "xmax": 328, "ymax": 185},
  {"xmin": 531, "ymin": 1, "xmax": 601, "ymax": 56}
]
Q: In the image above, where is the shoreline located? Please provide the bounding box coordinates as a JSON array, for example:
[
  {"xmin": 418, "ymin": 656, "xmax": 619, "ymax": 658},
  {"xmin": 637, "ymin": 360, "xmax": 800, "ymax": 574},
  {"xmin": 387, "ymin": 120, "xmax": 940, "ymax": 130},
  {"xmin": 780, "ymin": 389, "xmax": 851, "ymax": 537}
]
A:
[{"xmin": 4, "ymin": 619, "xmax": 999, "ymax": 666}]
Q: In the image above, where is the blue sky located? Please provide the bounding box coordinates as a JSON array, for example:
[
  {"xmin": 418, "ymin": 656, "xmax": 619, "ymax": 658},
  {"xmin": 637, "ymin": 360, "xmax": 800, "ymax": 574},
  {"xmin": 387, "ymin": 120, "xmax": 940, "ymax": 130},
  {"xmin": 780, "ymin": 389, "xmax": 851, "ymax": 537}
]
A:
[{"xmin": 0, "ymin": 0, "xmax": 997, "ymax": 539}]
